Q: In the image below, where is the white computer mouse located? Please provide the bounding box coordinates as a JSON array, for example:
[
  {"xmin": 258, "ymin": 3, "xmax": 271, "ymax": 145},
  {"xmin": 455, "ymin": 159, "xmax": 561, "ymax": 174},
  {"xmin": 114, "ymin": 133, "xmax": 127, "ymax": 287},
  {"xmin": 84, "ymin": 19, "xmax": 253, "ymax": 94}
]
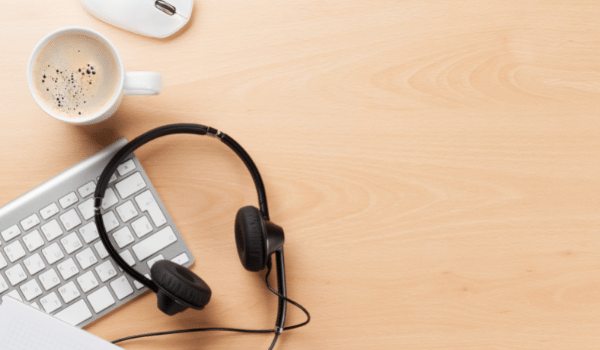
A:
[{"xmin": 80, "ymin": 0, "xmax": 193, "ymax": 38}]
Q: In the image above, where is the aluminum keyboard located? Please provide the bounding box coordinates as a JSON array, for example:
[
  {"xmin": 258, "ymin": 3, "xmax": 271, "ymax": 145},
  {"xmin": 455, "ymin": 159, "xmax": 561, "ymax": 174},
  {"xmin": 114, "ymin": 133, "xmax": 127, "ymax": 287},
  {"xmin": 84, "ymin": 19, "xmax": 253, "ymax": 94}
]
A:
[{"xmin": 0, "ymin": 138, "xmax": 194, "ymax": 327}]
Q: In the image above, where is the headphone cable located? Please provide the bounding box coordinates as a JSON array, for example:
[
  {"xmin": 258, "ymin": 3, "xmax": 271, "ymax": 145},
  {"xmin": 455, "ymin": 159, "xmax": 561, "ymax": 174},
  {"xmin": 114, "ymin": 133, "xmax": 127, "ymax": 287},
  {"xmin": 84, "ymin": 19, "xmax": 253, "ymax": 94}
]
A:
[{"xmin": 111, "ymin": 262, "xmax": 310, "ymax": 348}]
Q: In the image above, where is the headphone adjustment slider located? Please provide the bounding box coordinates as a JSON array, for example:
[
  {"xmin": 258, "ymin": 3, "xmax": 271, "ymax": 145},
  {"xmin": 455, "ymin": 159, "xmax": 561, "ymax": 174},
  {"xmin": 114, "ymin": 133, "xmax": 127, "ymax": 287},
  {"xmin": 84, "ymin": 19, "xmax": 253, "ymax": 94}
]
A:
[
  {"xmin": 206, "ymin": 127, "xmax": 223, "ymax": 139},
  {"xmin": 93, "ymin": 197, "xmax": 103, "ymax": 212}
]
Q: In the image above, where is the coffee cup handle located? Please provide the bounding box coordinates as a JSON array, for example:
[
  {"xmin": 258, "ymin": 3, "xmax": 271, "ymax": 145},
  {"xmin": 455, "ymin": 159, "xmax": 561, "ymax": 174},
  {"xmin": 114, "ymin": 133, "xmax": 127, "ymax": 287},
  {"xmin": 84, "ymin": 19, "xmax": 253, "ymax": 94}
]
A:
[{"xmin": 123, "ymin": 72, "xmax": 163, "ymax": 95}]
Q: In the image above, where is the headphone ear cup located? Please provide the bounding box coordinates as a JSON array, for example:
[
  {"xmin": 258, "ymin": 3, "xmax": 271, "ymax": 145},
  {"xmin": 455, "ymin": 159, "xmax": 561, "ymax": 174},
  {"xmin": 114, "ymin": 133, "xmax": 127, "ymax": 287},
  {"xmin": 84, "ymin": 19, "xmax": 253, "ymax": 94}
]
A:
[
  {"xmin": 150, "ymin": 260, "xmax": 212, "ymax": 315},
  {"xmin": 235, "ymin": 206, "xmax": 267, "ymax": 272}
]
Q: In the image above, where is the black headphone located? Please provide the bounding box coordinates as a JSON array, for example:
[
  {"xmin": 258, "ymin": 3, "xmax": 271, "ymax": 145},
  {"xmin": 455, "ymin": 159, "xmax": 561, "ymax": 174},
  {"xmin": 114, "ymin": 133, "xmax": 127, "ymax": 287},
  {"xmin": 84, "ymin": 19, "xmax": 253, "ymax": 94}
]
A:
[{"xmin": 93, "ymin": 124, "xmax": 308, "ymax": 349}]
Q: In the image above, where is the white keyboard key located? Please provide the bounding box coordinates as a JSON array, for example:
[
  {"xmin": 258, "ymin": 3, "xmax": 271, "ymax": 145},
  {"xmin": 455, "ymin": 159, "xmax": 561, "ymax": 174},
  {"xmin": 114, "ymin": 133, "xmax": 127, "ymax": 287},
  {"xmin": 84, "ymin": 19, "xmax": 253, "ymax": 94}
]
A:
[
  {"xmin": 116, "ymin": 172, "xmax": 147, "ymax": 199},
  {"xmin": 78, "ymin": 181, "xmax": 96, "ymax": 198},
  {"xmin": 132, "ymin": 226, "xmax": 177, "ymax": 261},
  {"xmin": 95, "ymin": 260, "xmax": 117, "ymax": 282},
  {"xmin": 20, "ymin": 279, "xmax": 43, "ymax": 301},
  {"xmin": 61, "ymin": 232, "xmax": 83, "ymax": 254},
  {"xmin": 41, "ymin": 219, "xmax": 63, "ymax": 241},
  {"xmin": 116, "ymin": 201, "xmax": 138, "ymax": 223},
  {"xmin": 5, "ymin": 264, "xmax": 27, "ymax": 286},
  {"xmin": 40, "ymin": 292, "xmax": 62, "ymax": 313},
  {"xmin": 1, "ymin": 225, "xmax": 20, "ymax": 242},
  {"xmin": 59, "ymin": 281, "xmax": 81, "ymax": 303},
  {"xmin": 55, "ymin": 299, "xmax": 92, "ymax": 326},
  {"xmin": 79, "ymin": 222, "xmax": 99, "ymax": 244},
  {"xmin": 3, "ymin": 290, "xmax": 23, "ymax": 302},
  {"xmin": 20, "ymin": 213, "xmax": 40, "ymax": 231},
  {"xmin": 76, "ymin": 247, "xmax": 98, "ymax": 270},
  {"xmin": 4, "ymin": 240, "xmax": 26, "ymax": 262},
  {"xmin": 31, "ymin": 302, "xmax": 40, "ymax": 310},
  {"xmin": 60, "ymin": 209, "xmax": 82, "ymax": 231},
  {"xmin": 120, "ymin": 250, "xmax": 135, "ymax": 266},
  {"xmin": 0, "ymin": 252, "xmax": 6, "ymax": 269},
  {"xmin": 112, "ymin": 227, "xmax": 135, "ymax": 248},
  {"xmin": 88, "ymin": 286, "xmax": 115, "ymax": 313},
  {"xmin": 135, "ymin": 190, "xmax": 167, "ymax": 228},
  {"xmin": 23, "ymin": 253, "xmax": 45, "ymax": 275},
  {"xmin": 77, "ymin": 270, "xmax": 99, "ymax": 293},
  {"xmin": 147, "ymin": 254, "xmax": 164, "ymax": 269},
  {"xmin": 102, "ymin": 211, "xmax": 119, "ymax": 232},
  {"xmin": 59, "ymin": 192, "xmax": 78, "ymax": 209},
  {"xmin": 131, "ymin": 216, "xmax": 153, "ymax": 238},
  {"xmin": 110, "ymin": 276, "xmax": 134, "ymax": 300},
  {"xmin": 94, "ymin": 241, "xmax": 109, "ymax": 259},
  {"xmin": 42, "ymin": 243, "xmax": 64, "ymax": 265},
  {"xmin": 39, "ymin": 268, "xmax": 61, "ymax": 290},
  {"xmin": 23, "ymin": 230, "xmax": 44, "ymax": 252},
  {"xmin": 78, "ymin": 198, "xmax": 95, "ymax": 220},
  {"xmin": 117, "ymin": 159, "xmax": 136, "ymax": 176},
  {"xmin": 133, "ymin": 280, "xmax": 145, "ymax": 290},
  {"xmin": 102, "ymin": 188, "xmax": 119, "ymax": 209},
  {"xmin": 171, "ymin": 253, "xmax": 190, "ymax": 265},
  {"xmin": 40, "ymin": 203, "xmax": 60, "ymax": 220},
  {"xmin": 58, "ymin": 258, "xmax": 80, "ymax": 280},
  {"xmin": 0, "ymin": 275, "xmax": 8, "ymax": 293}
]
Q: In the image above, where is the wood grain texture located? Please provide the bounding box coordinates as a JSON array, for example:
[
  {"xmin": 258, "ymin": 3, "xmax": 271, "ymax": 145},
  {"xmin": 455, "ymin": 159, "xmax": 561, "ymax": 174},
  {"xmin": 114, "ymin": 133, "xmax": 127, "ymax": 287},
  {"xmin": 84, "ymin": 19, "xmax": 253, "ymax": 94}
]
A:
[{"xmin": 2, "ymin": 1, "xmax": 600, "ymax": 348}]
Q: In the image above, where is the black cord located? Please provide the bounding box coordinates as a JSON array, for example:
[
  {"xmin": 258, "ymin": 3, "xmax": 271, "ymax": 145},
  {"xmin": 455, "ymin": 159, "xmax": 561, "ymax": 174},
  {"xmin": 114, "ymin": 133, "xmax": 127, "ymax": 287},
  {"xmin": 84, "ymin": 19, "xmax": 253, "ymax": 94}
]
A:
[{"xmin": 111, "ymin": 263, "xmax": 310, "ymax": 347}]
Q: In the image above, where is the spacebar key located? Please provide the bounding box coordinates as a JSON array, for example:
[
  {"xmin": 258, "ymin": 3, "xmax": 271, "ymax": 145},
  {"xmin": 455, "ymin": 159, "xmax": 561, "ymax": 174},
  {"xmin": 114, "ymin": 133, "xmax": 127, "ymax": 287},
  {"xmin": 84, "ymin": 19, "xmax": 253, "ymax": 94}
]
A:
[
  {"xmin": 54, "ymin": 300, "xmax": 93, "ymax": 326},
  {"xmin": 132, "ymin": 226, "xmax": 177, "ymax": 261}
]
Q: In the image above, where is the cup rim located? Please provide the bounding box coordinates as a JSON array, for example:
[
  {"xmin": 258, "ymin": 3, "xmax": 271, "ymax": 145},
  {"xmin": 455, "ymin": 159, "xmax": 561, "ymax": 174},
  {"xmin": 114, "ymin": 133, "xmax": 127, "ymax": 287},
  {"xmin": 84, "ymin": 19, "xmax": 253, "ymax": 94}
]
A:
[{"xmin": 27, "ymin": 26, "xmax": 125, "ymax": 125}]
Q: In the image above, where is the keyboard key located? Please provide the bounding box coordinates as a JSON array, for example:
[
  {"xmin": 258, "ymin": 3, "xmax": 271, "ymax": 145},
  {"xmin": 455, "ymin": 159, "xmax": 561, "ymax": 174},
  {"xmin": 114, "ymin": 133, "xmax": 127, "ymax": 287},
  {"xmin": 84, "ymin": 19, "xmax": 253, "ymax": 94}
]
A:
[
  {"xmin": 78, "ymin": 181, "xmax": 96, "ymax": 198},
  {"xmin": 131, "ymin": 216, "xmax": 153, "ymax": 238},
  {"xmin": 116, "ymin": 201, "xmax": 138, "ymax": 223},
  {"xmin": 20, "ymin": 279, "xmax": 43, "ymax": 301},
  {"xmin": 0, "ymin": 252, "xmax": 7, "ymax": 269},
  {"xmin": 135, "ymin": 190, "xmax": 167, "ymax": 228},
  {"xmin": 40, "ymin": 203, "xmax": 60, "ymax": 220},
  {"xmin": 0, "ymin": 275, "xmax": 8, "ymax": 293},
  {"xmin": 20, "ymin": 213, "xmax": 40, "ymax": 231},
  {"xmin": 120, "ymin": 250, "xmax": 136, "ymax": 266},
  {"xmin": 42, "ymin": 243, "xmax": 64, "ymax": 265},
  {"xmin": 147, "ymin": 254, "xmax": 164, "ymax": 269},
  {"xmin": 78, "ymin": 198, "xmax": 95, "ymax": 221},
  {"xmin": 102, "ymin": 211, "xmax": 119, "ymax": 232},
  {"xmin": 39, "ymin": 268, "xmax": 61, "ymax": 290},
  {"xmin": 4, "ymin": 240, "xmax": 26, "ymax": 262},
  {"xmin": 61, "ymin": 232, "xmax": 83, "ymax": 254},
  {"xmin": 5, "ymin": 264, "xmax": 27, "ymax": 285},
  {"xmin": 58, "ymin": 258, "xmax": 80, "ymax": 280},
  {"xmin": 23, "ymin": 230, "xmax": 44, "ymax": 252},
  {"xmin": 94, "ymin": 241, "xmax": 109, "ymax": 259},
  {"xmin": 79, "ymin": 222, "xmax": 99, "ymax": 244},
  {"xmin": 55, "ymin": 299, "xmax": 92, "ymax": 326},
  {"xmin": 59, "ymin": 281, "xmax": 81, "ymax": 303},
  {"xmin": 60, "ymin": 209, "xmax": 82, "ymax": 231},
  {"xmin": 41, "ymin": 219, "xmax": 63, "ymax": 241},
  {"xmin": 40, "ymin": 292, "xmax": 62, "ymax": 313},
  {"xmin": 77, "ymin": 270, "xmax": 99, "ymax": 293},
  {"xmin": 171, "ymin": 253, "xmax": 190, "ymax": 265},
  {"xmin": 3, "ymin": 290, "xmax": 23, "ymax": 302},
  {"xmin": 23, "ymin": 253, "xmax": 45, "ymax": 275},
  {"xmin": 102, "ymin": 188, "xmax": 119, "ymax": 210},
  {"xmin": 111, "ymin": 276, "xmax": 134, "ymax": 300},
  {"xmin": 59, "ymin": 192, "xmax": 78, "ymax": 209},
  {"xmin": 96, "ymin": 260, "xmax": 117, "ymax": 282},
  {"xmin": 112, "ymin": 227, "xmax": 135, "ymax": 248},
  {"xmin": 133, "ymin": 280, "xmax": 145, "ymax": 290},
  {"xmin": 88, "ymin": 286, "xmax": 115, "ymax": 313},
  {"xmin": 76, "ymin": 247, "xmax": 98, "ymax": 270},
  {"xmin": 116, "ymin": 172, "xmax": 147, "ymax": 199},
  {"xmin": 117, "ymin": 159, "xmax": 136, "ymax": 176},
  {"xmin": 1, "ymin": 225, "xmax": 20, "ymax": 242},
  {"xmin": 132, "ymin": 226, "xmax": 177, "ymax": 261}
]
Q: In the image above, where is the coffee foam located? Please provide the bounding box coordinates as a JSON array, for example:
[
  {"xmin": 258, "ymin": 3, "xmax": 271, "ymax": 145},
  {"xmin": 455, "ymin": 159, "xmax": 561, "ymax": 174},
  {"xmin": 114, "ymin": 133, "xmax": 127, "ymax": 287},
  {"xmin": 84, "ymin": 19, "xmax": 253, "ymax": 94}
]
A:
[{"xmin": 32, "ymin": 33, "xmax": 119, "ymax": 119}]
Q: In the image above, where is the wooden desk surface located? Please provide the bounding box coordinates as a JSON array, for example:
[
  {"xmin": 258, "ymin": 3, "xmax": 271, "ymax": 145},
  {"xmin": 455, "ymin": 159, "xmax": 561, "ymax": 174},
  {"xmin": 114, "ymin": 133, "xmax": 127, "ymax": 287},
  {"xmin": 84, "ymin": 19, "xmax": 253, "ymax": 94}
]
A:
[{"xmin": 2, "ymin": 1, "xmax": 600, "ymax": 349}]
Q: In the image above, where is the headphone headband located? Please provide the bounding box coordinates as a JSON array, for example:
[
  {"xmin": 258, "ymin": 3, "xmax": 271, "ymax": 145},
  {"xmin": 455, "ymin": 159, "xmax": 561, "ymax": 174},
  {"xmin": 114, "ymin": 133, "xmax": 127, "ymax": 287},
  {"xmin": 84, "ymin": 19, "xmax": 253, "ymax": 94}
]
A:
[{"xmin": 93, "ymin": 123, "xmax": 270, "ymax": 291}]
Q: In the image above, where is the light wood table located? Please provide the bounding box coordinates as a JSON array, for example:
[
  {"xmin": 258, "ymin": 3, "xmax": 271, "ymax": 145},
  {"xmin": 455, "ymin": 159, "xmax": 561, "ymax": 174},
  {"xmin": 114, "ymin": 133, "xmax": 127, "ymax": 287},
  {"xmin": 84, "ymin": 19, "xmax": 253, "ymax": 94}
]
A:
[{"xmin": 2, "ymin": 1, "xmax": 600, "ymax": 349}]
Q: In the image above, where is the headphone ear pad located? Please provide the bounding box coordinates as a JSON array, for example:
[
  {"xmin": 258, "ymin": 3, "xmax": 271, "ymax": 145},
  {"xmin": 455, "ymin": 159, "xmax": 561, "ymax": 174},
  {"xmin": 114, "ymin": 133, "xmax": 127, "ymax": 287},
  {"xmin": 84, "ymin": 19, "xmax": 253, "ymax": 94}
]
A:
[
  {"xmin": 235, "ymin": 206, "xmax": 267, "ymax": 272},
  {"xmin": 151, "ymin": 260, "xmax": 211, "ymax": 315}
]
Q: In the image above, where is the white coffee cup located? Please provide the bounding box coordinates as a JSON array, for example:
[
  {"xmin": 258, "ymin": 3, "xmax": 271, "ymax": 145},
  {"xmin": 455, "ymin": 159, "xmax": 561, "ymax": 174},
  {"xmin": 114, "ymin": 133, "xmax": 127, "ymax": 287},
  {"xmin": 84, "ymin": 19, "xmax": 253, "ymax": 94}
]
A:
[{"xmin": 27, "ymin": 27, "xmax": 162, "ymax": 125}]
